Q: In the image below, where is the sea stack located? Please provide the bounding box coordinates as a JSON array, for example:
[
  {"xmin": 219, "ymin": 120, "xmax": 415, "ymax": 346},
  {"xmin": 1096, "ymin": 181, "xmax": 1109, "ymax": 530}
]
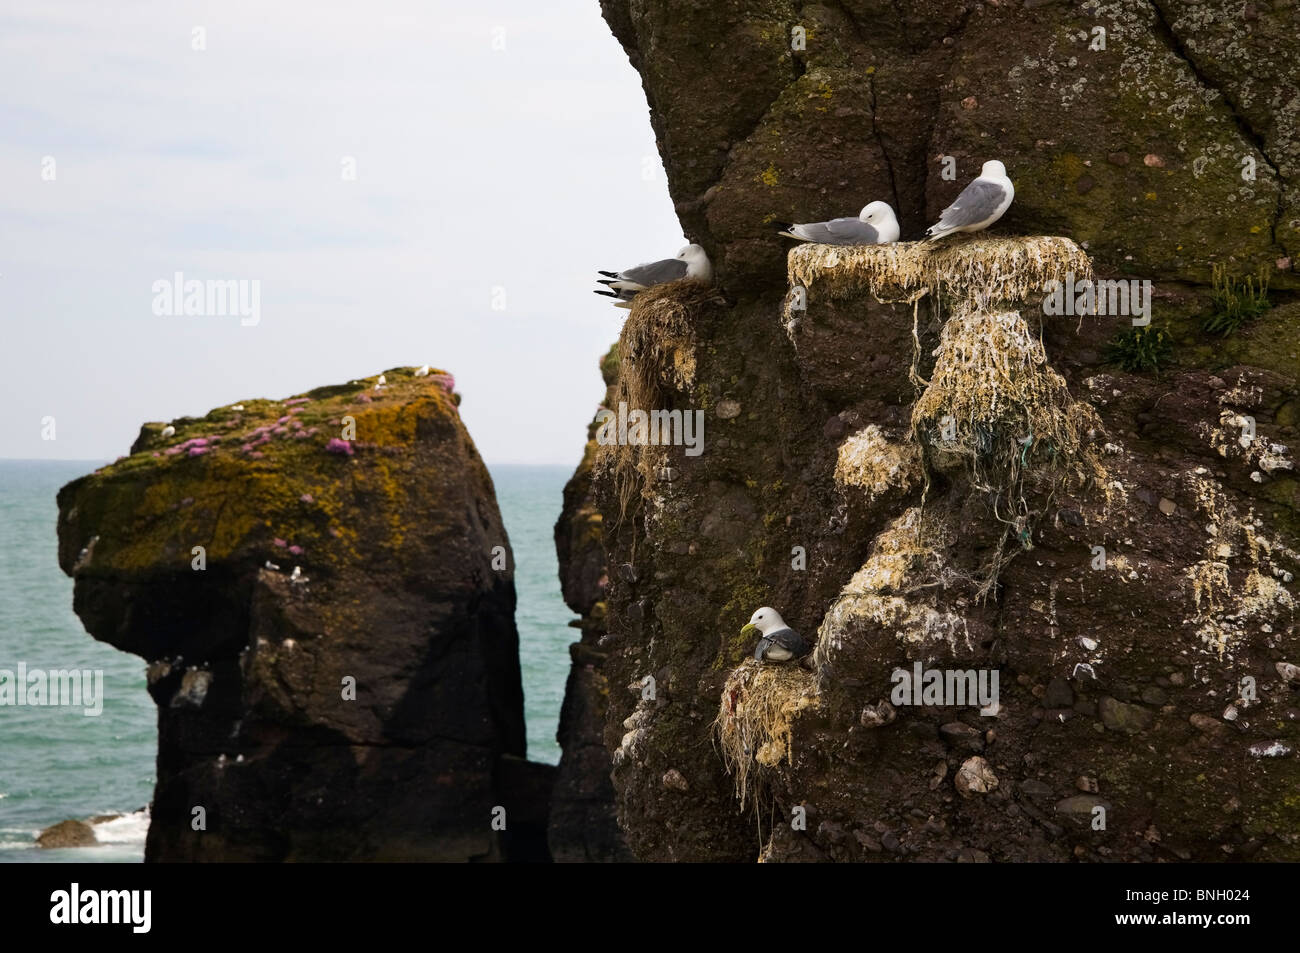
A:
[{"xmin": 57, "ymin": 367, "xmax": 552, "ymax": 861}]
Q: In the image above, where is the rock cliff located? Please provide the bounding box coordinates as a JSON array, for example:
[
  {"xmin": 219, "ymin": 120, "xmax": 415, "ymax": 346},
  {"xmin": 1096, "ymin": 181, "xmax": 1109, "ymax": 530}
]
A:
[
  {"xmin": 549, "ymin": 0, "xmax": 1300, "ymax": 862},
  {"xmin": 58, "ymin": 368, "xmax": 550, "ymax": 861}
]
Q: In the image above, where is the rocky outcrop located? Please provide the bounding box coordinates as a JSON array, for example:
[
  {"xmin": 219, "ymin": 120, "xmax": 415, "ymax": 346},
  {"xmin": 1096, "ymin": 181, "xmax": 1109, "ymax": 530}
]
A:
[
  {"xmin": 553, "ymin": 2, "xmax": 1300, "ymax": 861},
  {"xmin": 550, "ymin": 346, "xmax": 635, "ymax": 862},
  {"xmin": 58, "ymin": 368, "xmax": 551, "ymax": 861},
  {"xmin": 36, "ymin": 819, "xmax": 97, "ymax": 848}
]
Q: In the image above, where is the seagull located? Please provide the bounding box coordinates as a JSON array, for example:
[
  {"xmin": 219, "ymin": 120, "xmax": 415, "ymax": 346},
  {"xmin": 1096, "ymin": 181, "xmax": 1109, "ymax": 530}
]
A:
[
  {"xmin": 594, "ymin": 244, "xmax": 713, "ymax": 307},
  {"xmin": 773, "ymin": 200, "xmax": 900, "ymax": 245},
  {"xmin": 741, "ymin": 607, "xmax": 811, "ymax": 663},
  {"xmin": 925, "ymin": 160, "xmax": 1015, "ymax": 240},
  {"xmin": 290, "ymin": 566, "xmax": 307, "ymax": 584},
  {"xmin": 160, "ymin": 425, "xmax": 176, "ymax": 438},
  {"xmin": 231, "ymin": 404, "xmax": 244, "ymax": 411},
  {"xmin": 374, "ymin": 374, "xmax": 386, "ymax": 390},
  {"xmin": 414, "ymin": 365, "xmax": 430, "ymax": 377}
]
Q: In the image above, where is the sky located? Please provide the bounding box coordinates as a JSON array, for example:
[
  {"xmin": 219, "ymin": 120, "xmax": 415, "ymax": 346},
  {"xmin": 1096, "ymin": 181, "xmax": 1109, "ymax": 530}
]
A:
[{"xmin": 0, "ymin": 1, "xmax": 684, "ymax": 465}]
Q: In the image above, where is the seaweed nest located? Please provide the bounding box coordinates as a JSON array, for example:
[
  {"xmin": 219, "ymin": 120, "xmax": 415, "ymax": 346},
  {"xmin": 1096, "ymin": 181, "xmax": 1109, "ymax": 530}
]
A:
[
  {"xmin": 596, "ymin": 280, "xmax": 717, "ymax": 522},
  {"xmin": 713, "ymin": 660, "xmax": 818, "ymax": 809},
  {"xmin": 911, "ymin": 306, "xmax": 1106, "ymax": 591},
  {"xmin": 786, "ymin": 235, "xmax": 1093, "ymax": 312}
]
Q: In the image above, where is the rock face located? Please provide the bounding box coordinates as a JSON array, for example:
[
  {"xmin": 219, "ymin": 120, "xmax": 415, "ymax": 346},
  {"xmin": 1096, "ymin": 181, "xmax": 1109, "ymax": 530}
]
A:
[
  {"xmin": 550, "ymin": 346, "xmax": 635, "ymax": 862},
  {"xmin": 552, "ymin": 3, "xmax": 1300, "ymax": 862},
  {"xmin": 58, "ymin": 368, "xmax": 550, "ymax": 861},
  {"xmin": 600, "ymin": 0, "xmax": 1298, "ymax": 292}
]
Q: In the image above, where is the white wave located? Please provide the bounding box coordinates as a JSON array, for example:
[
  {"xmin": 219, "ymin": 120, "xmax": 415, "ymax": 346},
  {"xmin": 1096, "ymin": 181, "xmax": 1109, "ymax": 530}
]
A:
[{"xmin": 92, "ymin": 809, "xmax": 150, "ymax": 845}]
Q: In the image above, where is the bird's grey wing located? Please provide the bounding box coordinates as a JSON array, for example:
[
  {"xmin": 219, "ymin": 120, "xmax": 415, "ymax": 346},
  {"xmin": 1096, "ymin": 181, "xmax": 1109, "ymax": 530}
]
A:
[
  {"xmin": 935, "ymin": 179, "xmax": 1006, "ymax": 229},
  {"xmin": 754, "ymin": 637, "xmax": 772, "ymax": 661},
  {"xmin": 619, "ymin": 257, "xmax": 689, "ymax": 286},
  {"xmin": 823, "ymin": 218, "xmax": 879, "ymax": 244},
  {"xmin": 768, "ymin": 627, "xmax": 809, "ymax": 656}
]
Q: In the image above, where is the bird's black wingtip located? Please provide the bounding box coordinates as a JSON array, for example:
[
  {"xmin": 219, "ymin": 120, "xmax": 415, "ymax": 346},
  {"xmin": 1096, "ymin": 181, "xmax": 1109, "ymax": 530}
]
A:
[{"xmin": 597, "ymin": 270, "xmax": 619, "ymax": 278}]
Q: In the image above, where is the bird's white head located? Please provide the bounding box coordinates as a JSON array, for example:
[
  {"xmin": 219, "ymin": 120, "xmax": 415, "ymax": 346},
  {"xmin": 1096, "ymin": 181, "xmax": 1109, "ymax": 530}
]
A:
[
  {"xmin": 744, "ymin": 606, "xmax": 787, "ymax": 635},
  {"xmin": 676, "ymin": 243, "xmax": 713, "ymax": 281},
  {"xmin": 858, "ymin": 201, "xmax": 894, "ymax": 223},
  {"xmin": 982, "ymin": 159, "xmax": 1007, "ymax": 179},
  {"xmin": 859, "ymin": 201, "xmax": 901, "ymax": 242}
]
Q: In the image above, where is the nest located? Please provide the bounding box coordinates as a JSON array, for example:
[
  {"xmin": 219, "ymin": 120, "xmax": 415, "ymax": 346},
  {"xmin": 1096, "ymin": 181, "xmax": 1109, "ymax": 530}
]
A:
[
  {"xmin": 597, "ymin": 280, "xmax": 715, "ymax": 523},
  {"xmin": 713, "ymin": 660, "xmax": 818, "ymax": 809},
  {"xmin": 910, "ymin": 306, "xmax": 1106, "ymax": 593},
  {"xmin": 786, "ymin": 235, "xmax": 1094, "ymax": 312}
]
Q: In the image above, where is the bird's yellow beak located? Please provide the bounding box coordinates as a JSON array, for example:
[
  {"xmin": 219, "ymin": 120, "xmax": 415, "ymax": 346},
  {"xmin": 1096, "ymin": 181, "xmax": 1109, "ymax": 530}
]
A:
[{"xmin": 740, "ymin": 623, "xmax": 757, "ymax": 637}]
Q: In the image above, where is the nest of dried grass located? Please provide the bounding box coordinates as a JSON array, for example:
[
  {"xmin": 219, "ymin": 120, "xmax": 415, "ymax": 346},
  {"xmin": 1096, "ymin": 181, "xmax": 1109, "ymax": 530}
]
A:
[
  {"xmin": 786, "ymin": 235, "xmax": 1093, "ymax": 312},
  {"xmin": 713, "ymin": 660, "xmax": 818, "ymax": 809},
  {"xmin": 596, "ymin": 280, "xmax": 716, "ymax": 523}
]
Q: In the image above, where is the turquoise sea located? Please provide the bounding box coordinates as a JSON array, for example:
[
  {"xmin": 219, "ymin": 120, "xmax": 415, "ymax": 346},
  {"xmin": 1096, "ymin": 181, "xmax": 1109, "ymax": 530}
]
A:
[{"xmin": 0, "ymin": 460, "xmax": 575, "ymax": 862}]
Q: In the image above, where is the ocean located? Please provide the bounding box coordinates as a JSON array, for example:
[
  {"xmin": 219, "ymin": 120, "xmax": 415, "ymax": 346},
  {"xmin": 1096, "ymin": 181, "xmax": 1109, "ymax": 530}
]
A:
[{"xmin": 0, "ymin": 460, "xmax": 576, "ymax": 862}]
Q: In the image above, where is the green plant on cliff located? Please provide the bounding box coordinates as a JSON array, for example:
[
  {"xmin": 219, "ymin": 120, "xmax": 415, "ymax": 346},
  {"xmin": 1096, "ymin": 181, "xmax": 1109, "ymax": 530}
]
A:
[
  {"xmin": 1106, "ymin": 324, "xmax": 1173, "ymax": 373},
  {"xmin": 1203, "ymin": 263, "xmax": 1270, "ymax": 336}
]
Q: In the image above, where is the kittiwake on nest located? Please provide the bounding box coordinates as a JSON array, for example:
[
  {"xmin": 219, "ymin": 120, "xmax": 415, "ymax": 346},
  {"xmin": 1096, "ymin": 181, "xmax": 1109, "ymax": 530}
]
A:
[
  {"xmin": 594, "ymin": 244, "xmax": 713, "ymax": 308},
  {"xmin": 774, "ymin": 200, "xmax": 900, "ymax": 245},
  {"xmin": 742, "ymin": 606, "xmax": 811, "ymax": 663},
  {"xmin": 925, "ymin": 160, "xmax": 1015, "ymax": 241}
]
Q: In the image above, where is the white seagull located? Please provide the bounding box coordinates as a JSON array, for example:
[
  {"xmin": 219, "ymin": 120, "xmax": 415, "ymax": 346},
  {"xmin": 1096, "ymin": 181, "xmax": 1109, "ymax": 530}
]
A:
[
  {"xmin": 774, "ymin": 200, "xmax": 900, "ymax": 245},
  {"xmin": 595, "ymin": 244, "xmax": 713, "ymax": 309},
  {"xmin": 741, "ymin": 606, "xmax": 811, "ymax": 663},
  {"xmin": 925, "ymin": 160, "xmax": 1015, "ymax": 240}
]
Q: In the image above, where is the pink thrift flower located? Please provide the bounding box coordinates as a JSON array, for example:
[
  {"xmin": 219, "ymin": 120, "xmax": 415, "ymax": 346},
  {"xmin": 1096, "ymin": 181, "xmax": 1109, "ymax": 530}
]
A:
[
  {"xmin": 273, "ymin": 538, "xmax": 287, "ymax": 548},
  {"xmin": 187, "ymin": 446, "xmax": 208, "ymax": 457},
  {"xmin": 325, "ymin": 438, "xmax": 354, "ymax": 456},
  {"xmin": 300, "ymin": 493, "xmax": 314, "ymax": 503},
  {"xmin": 288, "ymin": 545, "xmax": 303, "ymax": 556}
]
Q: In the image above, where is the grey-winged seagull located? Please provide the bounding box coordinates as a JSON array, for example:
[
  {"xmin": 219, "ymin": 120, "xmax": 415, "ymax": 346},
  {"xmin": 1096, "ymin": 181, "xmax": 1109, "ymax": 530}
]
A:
[
  {"xmin": 925, "ymin": 160, "xmax": 1014, "ymax": 240},
  {"xmin": 594, "ymin": 244, "xmax": 713, "ymax": 308},
  {"xmin": 774, "ymin": 200, "xmax": 900, "ymax": 245},
  {"xmin": 742, "ymin": 606, "xmax": 811, "ymax": 663}
]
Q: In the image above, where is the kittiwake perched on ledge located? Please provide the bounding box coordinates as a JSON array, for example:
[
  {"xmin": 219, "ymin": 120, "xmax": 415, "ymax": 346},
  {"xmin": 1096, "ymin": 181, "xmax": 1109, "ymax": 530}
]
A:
[
  {"xmin": 774, "ymin": 200, "xmax": 900, "ymax": 245},
  {"xmin": 742, "ymin": 607, "xmax": 811, "ymax": 663},
  {"xmin": 925, "ymin": 159, "xmax": 1015, "ymax": 240},
  {"xmin": 594, "ymin": 244, "xmax": 713, "ymax": 309}
]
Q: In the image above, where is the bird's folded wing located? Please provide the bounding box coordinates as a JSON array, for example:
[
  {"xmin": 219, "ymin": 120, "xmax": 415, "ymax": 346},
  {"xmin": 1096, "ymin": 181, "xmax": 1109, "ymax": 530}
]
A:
[
  {"xmin": 619, "ymin": 257, "xmax": 688, "ymax": 285},
  {"xmin": 935, "ymin": 179, "xmax": 1005, "ymax": 228},
  {"xmin": 824, "ymin": 218, "xmax": 878, "ymax": 244}
]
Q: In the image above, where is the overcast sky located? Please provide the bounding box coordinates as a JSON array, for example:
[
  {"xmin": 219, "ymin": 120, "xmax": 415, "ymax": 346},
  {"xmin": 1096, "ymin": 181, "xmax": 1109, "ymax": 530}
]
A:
[{"xmin": 0, "ymin": 1, "xmax": 683, "ymax": 465}]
